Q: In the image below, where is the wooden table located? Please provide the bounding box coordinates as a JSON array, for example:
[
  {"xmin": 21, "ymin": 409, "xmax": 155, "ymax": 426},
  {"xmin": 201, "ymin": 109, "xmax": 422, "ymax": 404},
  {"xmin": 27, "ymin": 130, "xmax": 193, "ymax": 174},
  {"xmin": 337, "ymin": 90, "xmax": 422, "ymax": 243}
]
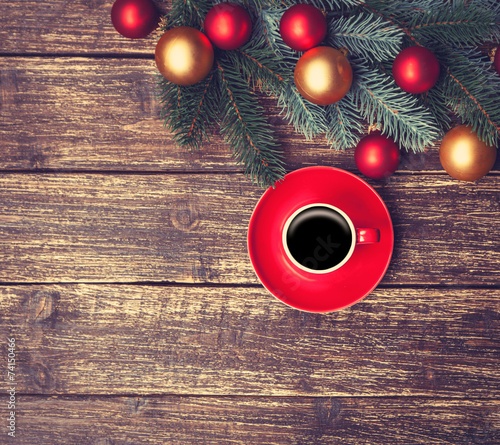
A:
[{"xmin": 1, "ymin": 1, "xmax": 499, "ymax": 443}]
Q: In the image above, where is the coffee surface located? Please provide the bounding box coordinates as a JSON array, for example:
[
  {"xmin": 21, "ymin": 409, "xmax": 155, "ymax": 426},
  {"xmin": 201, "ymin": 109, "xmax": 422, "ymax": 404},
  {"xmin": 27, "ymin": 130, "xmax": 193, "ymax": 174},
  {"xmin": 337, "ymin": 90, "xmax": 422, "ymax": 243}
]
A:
[{"xmin": 286, "ymin": 206, "xmax": 353, "ymax": 271}]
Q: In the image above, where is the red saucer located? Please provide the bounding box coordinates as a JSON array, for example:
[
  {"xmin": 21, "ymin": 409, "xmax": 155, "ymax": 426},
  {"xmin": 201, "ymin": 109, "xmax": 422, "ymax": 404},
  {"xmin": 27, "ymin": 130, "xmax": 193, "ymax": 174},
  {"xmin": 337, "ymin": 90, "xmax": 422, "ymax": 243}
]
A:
[{"xmin": 248, "ymin": 166, "xmax": 393, "ymax": 313}]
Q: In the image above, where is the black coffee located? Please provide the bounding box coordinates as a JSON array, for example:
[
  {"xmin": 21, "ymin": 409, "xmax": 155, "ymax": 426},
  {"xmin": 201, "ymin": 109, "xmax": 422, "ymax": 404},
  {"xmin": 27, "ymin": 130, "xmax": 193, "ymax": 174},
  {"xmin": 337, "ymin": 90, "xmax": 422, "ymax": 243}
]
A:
[{"xmin": 285, "ymin": 206, "xmax": 353, "ymax": 271}]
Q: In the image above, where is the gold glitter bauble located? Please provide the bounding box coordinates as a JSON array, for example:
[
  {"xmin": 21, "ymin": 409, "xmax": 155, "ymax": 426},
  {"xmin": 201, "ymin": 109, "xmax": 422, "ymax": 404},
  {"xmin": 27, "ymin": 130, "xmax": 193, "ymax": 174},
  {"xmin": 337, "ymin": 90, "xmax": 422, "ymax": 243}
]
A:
[
  {"xmin": 294, "ymin": 47, "xmax": 353, "ymax": 106},
  {"xmin": 439, "ymin": 125, "xmax": 497, "ymax": 181},
  {"xmin": 155, "ymin": 26, "xmax": 214, "ymax": 86}
]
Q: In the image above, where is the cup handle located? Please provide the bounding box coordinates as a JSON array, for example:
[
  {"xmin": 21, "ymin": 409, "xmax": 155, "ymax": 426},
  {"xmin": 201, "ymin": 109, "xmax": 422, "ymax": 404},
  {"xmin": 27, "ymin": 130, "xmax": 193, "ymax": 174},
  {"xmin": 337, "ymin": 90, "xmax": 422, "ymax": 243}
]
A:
[{"xmin": 356, "ymin": 228, "xmax": 380, "ymax": 244}]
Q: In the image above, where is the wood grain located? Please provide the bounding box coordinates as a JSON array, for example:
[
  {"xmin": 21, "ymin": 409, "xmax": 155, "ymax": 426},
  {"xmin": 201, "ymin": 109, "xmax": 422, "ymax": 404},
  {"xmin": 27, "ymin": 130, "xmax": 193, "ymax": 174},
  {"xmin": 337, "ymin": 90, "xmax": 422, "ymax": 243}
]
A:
[
  {"xmin": 0, "ymin": 173, "xmax": 498, "ymax": 284},
  {"xmin": 0, "ymin": 395, "xmax": 498, "ymax": 444},
  {"xmin": 1, "ymin": 0, "xmax": 499, "ymax": 441},
  {"xmin": 1, "ymin": 284, "xmax": 499, "ymax": 396},
  {"xmin": 0, "ymin": 0, "xmax": 168, "ymax": 55},
  {"xmin": 2, "ymin": 58, "xmax": 495, "ymax": 172}
]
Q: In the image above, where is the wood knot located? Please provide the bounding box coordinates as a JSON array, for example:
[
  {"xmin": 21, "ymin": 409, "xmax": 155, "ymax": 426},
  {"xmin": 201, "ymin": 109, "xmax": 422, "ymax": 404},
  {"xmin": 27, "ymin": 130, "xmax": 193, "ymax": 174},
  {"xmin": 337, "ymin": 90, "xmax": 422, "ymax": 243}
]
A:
[
  {"xmin": 425, "ymin": 369, "xmax": 435, "ymax": 380},
  {"xmin": 127, "ymin": 397, "xmax": 149, "ymax": 414},
  {"xmin": 462, "ymin": 309, "xmax": 499, "ymax": 333},
  {"xmin": 26, "ymin": 144, "xmax": 49, "ymax": 168},
  {"xmin": 133, "ymin": 79, "xmax": 157, "ymax": 115},
  {"xmin": 171, "ymin": 200, "xmax": 200, "ymax": 231},
  {"xmin": 0, "ymin": 70, "xmax": 19, "ymax": 110},
  {"xmin": 27, "ymin": 290, "xmax": 59, "ymax": 324},
  {"xmin": 314, "ymin": 398, "xmax": 342, "ymax": 435},
  {"xmin": 297, "ymin": 378, "xmax": 314, "ymax": 393},
  {"xmin": 30, "ymin": 362, "xmax": 55, "ymax": 391},
  {"xmin": 83, "ymin": 0, "xmax": 105, "ymax": 10}
]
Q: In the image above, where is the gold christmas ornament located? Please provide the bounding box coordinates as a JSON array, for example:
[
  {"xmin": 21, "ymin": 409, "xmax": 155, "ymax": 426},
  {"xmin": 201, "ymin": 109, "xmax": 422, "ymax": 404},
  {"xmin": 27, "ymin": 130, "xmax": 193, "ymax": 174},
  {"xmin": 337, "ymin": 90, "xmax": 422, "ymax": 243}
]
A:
[
  {"xmin": 439, "ymin": 125, "xmax": 497, "ymax": 181},
  {"xmin": 155, "ymin": 26, "xmax": 214, "ymax": 86},
  {"xmin": 294, "ymin": 46, "xmax": 353, "ymax": 106}
]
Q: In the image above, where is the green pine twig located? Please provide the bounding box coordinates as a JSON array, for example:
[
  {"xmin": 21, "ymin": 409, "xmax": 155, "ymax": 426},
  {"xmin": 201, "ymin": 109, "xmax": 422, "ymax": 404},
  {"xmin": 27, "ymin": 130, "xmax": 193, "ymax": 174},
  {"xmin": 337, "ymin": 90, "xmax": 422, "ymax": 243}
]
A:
[
  {"xmin": 440, "ymin": 47, "xmax": 500, "ymax": 147},
  {"xmin": 256, "ymin": 8, "xmax": 296, "ymax": 62},
  {"xmin": 328, "ymin": 12, "xmax": 404, "ymax": 62},
  {"xmin": 216, "ymin": 57, "xmax": 286, "ymax": 187},
  {"xmin": 310, "ymin": 0, "xmax": 359, "ymax": 11},
  {"xmin": 223, "ymin": 34, "xmax": 289, "ymax": 95},
  {"xmin": 164, "ymin": 0, "xmax": 210, "ymax": 29},
  {"xmin": 406, "ymin": 0, "xmax": 498, "ymax": 47},
  {"xmin": 359, "ymin": 0, "xmax": 439, "ymax": 24},
  {"xmin": 157, "ymin": 72, "xmax": 220, "ymax": 151},
  {"xmin": 351, "ymin": 60, "xmax": 440, "ymax": 151},
  {"xmin": 256, "ymin": 7, "xmax": 330, "ymax": 140},
  {"xmin": 417, "ymin": 83, "xmax": 452, "ymax": 137},
  {"xmin": 277, "ymin": 84, "xmax": 328, "ymax": 140},
  {"xmin": 325, "ymin": 93, "xmax": 365, "ymax": 149},
  {"xmin": 156, "ymin": 0, "xmax": 499, "ymax": 187}
]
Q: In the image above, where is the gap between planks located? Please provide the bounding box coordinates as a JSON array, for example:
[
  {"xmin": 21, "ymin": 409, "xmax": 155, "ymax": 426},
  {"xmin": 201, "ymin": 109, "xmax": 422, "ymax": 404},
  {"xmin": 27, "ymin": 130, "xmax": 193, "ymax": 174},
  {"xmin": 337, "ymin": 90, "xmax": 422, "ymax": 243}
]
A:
[
  {"xmin": 7, "ymin": 393, "xmax": 500, "ymax": 401},
  {"xmin": 0, "ymin": 169, "xmax": 499, "ymax": 175},
  {"xmin": 0, "ymin": 281, "xmax": 499, "ymax": 290}
]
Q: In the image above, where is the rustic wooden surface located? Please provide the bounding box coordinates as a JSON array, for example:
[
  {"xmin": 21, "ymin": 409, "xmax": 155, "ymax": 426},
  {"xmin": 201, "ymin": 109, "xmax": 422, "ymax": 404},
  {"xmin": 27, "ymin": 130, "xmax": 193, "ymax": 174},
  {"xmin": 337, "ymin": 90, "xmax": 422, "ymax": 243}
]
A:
[
  {"xmin": 0, "ymin": 396, "xmax": 499, "ymax": 444},
  {"xmin": 0, "ymin": 0, "xmax": 499, "ymax": 443},
  {"xmin": 0, "ymin": 173, "xmax": 499, "ymax": 285},
  {"xmin": 1, "ymin": 285, "xmax": 499, "ymax": 397},
  {"xmin": 1, "ymin": 57, "xmax": 499, "ymax": 173}
]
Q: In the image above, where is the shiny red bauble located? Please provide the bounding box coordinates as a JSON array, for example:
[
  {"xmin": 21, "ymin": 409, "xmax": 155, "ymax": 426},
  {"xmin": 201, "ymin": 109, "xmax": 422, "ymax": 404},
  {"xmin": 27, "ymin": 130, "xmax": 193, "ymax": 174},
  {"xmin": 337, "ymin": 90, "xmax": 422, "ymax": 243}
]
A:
[
  {"xmin": 279, "ymin": 4, "xmax": 327, "ymax": 52},
  {"xmin": 204, "ymin": 2, "xmax": 252, "ymax": 50},
  {"xmin": 354, "ymin": 133, "xmax": 401, "ymax": 179},
  {"xmin": 494, "ymin": 47, "xmax": 500, "ymax": 75},
  {"xmin": 111, "ymin": 0, "xmax": 160, "ymax": 39},
  {"xmin": 392, "ymin": 46, "xmax": 440, "ymax": 94}
]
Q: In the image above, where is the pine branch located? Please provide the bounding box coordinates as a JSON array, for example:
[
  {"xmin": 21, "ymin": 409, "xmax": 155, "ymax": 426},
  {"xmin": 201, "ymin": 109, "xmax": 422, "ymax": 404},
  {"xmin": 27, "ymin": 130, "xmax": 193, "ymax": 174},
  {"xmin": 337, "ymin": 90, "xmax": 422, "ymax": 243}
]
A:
[
  {"xmin": 155, "ymin": 0, "xmax": 499, "ymax": 188},
  {"xmin": 309, "ymin": 0, "xmax": 359, "ymax": 10},
  {"xmin": 406, "ymin": 0, "xmax": 498, "ymax": 47},
  {"xmin": 216, "ymin": 58, "xmax": 286, "ymax": 187},
  {"xmin": 351, "ymin": 60, "xmax": 440, "ymax": 151},
  {"xmin": 354, "ymin": 0, "xmax": 422, "ymax": 46},
  {"xmin": 328, "ymin": 12, "xmax": 404, "ymax": 62},
  {"xmin": 157, "ymin": 73, "xmax": 220, "ymax": 151},
  {"xmin": 223, "ymin": 34, "xmax": 290, "ymax": 95},
  {"xmin": 417, "ymin": 84, "xmax": 451, "ymax": 137},
  {"xmin": 360, "ymin": 0, "xmax": 499, "ymax": 45},
  {"xmin": 243, "ymin": 0, "xmax": 292, "ymax": 10},
  {"xmin": 256, "ymin": 7, "xmax": 328, "ymax": 139},
  {"xmin": 360, "ymin": 0, "xmax": 439, "ymax": 23},
  {"xmin": 472, "ymin": 0, "xmax": 500, "ymax": 39},
  {"xmin": 157, "ymin": 77, "xmax": 182, "ymax": 128},
  {"xmin": 255, "ymin": 8, "xmax": 298, "ymax": 63},
  {"xmin": 277, "ymin": 84, "xmax": 329, "ymax": 139},
  {"xmin": 162, "ymin": 0, "xmax": 210, "ymax": 30},
  {"xmin": 440, "ymin": 47, "xmax": 500, "ymax": 147},
  {"xmin": 325, "ymin": 92, "xmax": 364, "ymax": 149}
]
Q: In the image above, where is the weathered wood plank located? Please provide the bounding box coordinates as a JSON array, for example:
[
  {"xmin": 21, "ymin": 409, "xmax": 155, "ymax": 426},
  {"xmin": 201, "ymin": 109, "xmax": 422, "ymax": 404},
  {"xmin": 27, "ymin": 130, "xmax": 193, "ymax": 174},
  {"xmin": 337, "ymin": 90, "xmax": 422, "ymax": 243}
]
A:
[
  {"xmin": 2, "ymin": 58, "xmax": 495, "ymax": 172},
  {"xmin": 0, "ymin": 0, "xmax": 168, "ymax": 54},
  {"xmin": 0, "ymin": 395, "xmax": 498, "ymax": 444},
  {"xmin": 0, "ymin": 173, "xmax": 498, "ymax": 284},
  {"xmin": 0, "ymin": 0, "xmax": 497, "ymax": 64},
  {"xmin": 1, "ymin": 285, "xmax": 498, "ymax": 396}
]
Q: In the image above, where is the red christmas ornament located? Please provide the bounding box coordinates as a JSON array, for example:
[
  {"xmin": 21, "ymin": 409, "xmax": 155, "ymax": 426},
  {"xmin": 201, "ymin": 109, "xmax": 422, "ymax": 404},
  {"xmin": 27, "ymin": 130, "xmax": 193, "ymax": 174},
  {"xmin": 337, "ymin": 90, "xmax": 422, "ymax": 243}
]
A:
[
  {"xmin": 204, "ymin": 2, "xmax": 252, "ymax": 50},
  {"xmin": 392, "ymin": 46, "xmax": 440, "ymax": 94},
  {"xmin": 111, "ymin": 0, "xmax": 159, "ymax": 39},
  {"xmin": 494, "ymin": 47, "xmax": 500, "ymax": 75},
  {"xmin": 354, "ymin": 132, "xmax": 401, "ymax": 179},
  {"xmin": 279, "ymin": 4, "xmax": 327, "ymax": 52}
]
